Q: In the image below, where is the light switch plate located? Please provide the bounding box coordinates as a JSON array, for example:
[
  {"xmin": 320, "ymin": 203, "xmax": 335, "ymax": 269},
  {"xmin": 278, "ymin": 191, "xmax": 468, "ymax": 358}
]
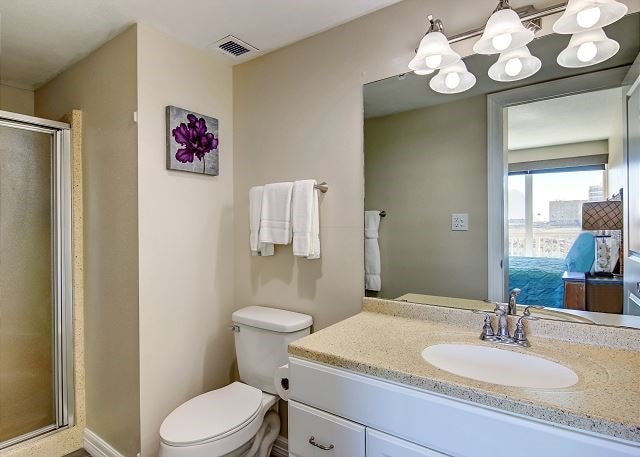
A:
[{"xmin": 452, "ymin": 213, "xmax": 469, "ymax": 231}]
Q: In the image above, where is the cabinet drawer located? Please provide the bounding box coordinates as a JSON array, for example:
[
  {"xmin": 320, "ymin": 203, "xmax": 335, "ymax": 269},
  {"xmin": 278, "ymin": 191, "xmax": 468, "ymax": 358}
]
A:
[
  {"xmin": 289, "ymin": 400, "xmax": 365, "ymax": 457},
  {"xmin": 367, "ymin": 429, "xmax": 450, "ymax": 457}
]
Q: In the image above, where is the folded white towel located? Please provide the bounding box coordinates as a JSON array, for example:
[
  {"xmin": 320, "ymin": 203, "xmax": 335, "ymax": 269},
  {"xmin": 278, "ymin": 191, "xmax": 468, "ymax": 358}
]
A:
[
  {"xmin": 364, "ymin": 210, "xmax": 382, "ymax": 291},
  {"xmin": 292, "ymin": 180, "xmax": 320, "ymax": 259},
  {"xmin": 249, "ymin": 186, "xmax": 274, "ymax": 256},
  {"xmin": 259, "ymin": 182, "xmax": 294, "ymax": 245}
]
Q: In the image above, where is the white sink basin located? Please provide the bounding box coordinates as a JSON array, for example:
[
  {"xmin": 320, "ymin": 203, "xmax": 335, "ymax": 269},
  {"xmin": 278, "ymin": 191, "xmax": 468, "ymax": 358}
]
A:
[{"xmin": 421, "ymin": 344, "xmax": 578, "ymax": 389}]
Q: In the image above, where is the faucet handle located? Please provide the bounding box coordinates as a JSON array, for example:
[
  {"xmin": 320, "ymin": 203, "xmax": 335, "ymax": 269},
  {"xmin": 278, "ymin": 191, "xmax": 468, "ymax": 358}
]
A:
[
  {"xmin": 473, "ymin": 310, "xmax": 495, "ymax": 339},
  {"xmin": 513, "ymin": 312, "xmax": 539, "ymax": 346}
]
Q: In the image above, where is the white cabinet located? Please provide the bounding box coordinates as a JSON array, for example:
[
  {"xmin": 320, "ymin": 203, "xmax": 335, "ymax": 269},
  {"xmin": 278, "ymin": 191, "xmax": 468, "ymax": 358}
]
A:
[
  {"xmin": 289, "ymin": 400, "xmax": 365, "ymax": 457},
  {"xmin": 366, "ymin": 429, "xmax": 450, "ymax": 457},
  {"xmin": 288, "ymin": 357, "xmax": 640, "ymax": 457}
]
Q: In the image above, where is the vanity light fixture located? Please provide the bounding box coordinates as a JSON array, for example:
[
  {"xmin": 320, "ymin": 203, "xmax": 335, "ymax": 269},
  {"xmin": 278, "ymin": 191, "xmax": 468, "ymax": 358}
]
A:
[
  {"xmin": 557, "ymin": 28, "xmax": 619, "ymax": 68},
  {"xmin": 409, "ymin": 15, "xmax": 461, "ymax": 74},
  {"xmin": 409, "ymin": 0, "xmax": 628, "ymax": 92},
  {"xmin": 429, "ymin": 61, "xmax": 476, "ymax": 94},
  {"xmin": 488, "ymin": 46, "xmax": 542, "ymax": 81},
  {"xmin": 473, "ymin": 0, "xmax": 535, "ymax": 55},
  {"xmin": 408, "ymin": 53, "xmax": 435, "ymax": 75},
  {"xmin": 553, "ymin": 0, "xmax": 628, "ymax": 34}
]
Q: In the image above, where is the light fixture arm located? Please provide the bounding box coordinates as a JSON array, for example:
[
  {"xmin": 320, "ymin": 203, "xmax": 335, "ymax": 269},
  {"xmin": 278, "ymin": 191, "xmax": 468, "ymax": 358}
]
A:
[
  {"xmin": 449, "ymin": 2, "xmax": 564, "ymax": 44},
  {"xmin": 427, "ymin": 15, "xmax": 446, "ymax": 34}
]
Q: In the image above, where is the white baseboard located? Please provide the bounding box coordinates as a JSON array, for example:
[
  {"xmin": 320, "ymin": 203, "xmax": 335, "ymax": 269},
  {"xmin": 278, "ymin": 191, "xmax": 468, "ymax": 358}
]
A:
[
  {"xmin": 83, "ymin": 429, "xmax": 126, "ymax": 457},
  {"xmin": 85, "ymin": 428, "xmax": 283, "ymax": 457},
  {"xmin": 271, "ymin": 435, "xmax": 288, "ymax": 457}
]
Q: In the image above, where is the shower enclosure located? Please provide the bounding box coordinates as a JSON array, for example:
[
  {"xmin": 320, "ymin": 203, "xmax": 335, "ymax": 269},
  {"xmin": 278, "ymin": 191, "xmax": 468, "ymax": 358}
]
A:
[{"xmin": 0, "ymin": 111, "xmax": 73, "ymax": 448}]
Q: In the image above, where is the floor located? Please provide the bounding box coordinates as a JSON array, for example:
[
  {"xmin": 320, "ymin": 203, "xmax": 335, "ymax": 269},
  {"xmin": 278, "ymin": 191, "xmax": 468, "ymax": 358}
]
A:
[{"xmin": 64, "ymin": 450, "xmax": 90, "ymax": 457}]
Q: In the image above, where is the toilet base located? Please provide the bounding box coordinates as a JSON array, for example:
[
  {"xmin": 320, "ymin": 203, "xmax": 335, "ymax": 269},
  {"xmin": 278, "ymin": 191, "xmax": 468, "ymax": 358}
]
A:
[{"xmin": 160, "ymin": 437, "xmax": 252, "ymax": 457}]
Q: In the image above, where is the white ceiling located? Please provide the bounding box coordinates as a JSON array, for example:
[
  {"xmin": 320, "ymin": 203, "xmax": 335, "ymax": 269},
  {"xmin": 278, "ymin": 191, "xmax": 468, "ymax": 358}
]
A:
[
  {"xmin": 0, "ymin": 0, "xmax": 402, "ymax": 89},
  {"xmin": 508, "ymin": 88, "xmax": 621, "ymax": 150}
]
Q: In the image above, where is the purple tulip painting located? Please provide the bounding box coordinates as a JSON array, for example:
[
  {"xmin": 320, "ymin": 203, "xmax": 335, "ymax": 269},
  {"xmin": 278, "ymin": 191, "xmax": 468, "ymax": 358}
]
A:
[{"xmin": 166, "ymin": 106, "xmax": 219, "ymax": 176}]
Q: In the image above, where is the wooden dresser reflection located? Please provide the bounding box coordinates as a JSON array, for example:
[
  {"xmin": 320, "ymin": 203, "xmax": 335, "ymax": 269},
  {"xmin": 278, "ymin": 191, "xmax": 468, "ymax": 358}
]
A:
[{"xmin": 563, "ymin": 272, "xmax": 623, "ymax": 314}]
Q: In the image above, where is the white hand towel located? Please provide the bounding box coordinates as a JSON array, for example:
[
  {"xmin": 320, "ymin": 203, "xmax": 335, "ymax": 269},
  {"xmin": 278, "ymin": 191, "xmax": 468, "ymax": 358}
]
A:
[
  {"xmin": 364, "ymin": 210, "xmax": 382, "ymax": 291},
  {"xmin": 292, "ymin": 180, "xmax": 320, "ymax": 259},
  {"xmin": 364, "ymin": 210, "xmax": 381, "ymax": 239},
  {"xmin": 259, "ymin": 182, "xmax": 294, "ymax": 245},
  {"xmin": 249, "ymin": 186, "xmax": 274, "ymax": 256}
]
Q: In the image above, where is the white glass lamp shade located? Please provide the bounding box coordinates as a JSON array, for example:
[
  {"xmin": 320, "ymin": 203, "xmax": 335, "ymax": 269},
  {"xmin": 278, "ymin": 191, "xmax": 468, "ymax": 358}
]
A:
[
  {"xmin": 408, "ymin": 53, "xmax": 435, "ymax": 75},
  {"xmin": 488, "ymin": 46, "xmax": 542, "ymax": 82},
  {"xmin": 416, "ymin": 31, "xmax": 461, "ymax": 70},
  {"xmin": 473, "ymin": 9, "xmax": 535, "ymax": 55},
  {"xmin": 429, "ymin": 61, "xmax": 476, "ymax": 94},
  {"xmin": 553, "ymin": 0, "xmax": 628, "ymax": 34},
  {"xmin": 557, "ymin": 28, "xmax": 619, "ymax": 68}
]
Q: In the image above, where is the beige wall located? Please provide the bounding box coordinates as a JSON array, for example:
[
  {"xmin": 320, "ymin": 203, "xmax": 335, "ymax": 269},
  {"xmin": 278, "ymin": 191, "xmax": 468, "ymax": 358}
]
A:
[
  {"xmin": 0, "ymin": 84, "xmax": 34, "ymax": 116},
  {"xmin": 136, "ymin": 24, "xmax": 235, "ymax": 457},
  {"xmin": 231, "ymin": 0, "xmax": 523, "ymax": 329},
  {"xmin": 35, "ymin": 26, "xmax": 140, "ymax": 457},
  {"xmin": 364, "ymin": 97, "xmax": 488, "ymax": 300}
]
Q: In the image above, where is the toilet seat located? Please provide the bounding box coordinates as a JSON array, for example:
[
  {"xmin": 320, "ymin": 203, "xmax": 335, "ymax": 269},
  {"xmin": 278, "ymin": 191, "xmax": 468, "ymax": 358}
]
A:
[{"xmin": 160, "ymin": 382, "xmax": 264, "ymax": 447}]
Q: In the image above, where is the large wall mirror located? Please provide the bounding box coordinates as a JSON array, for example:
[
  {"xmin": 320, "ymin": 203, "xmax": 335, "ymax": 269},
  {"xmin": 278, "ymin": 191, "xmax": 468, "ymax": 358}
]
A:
[{"xmin": 363, "ymin": 11, "xmax": 640, "ymax": 328}]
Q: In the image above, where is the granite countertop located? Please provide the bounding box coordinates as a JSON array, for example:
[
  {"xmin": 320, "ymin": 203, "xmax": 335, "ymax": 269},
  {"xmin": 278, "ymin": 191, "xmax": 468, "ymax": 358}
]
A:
[{"xmin": 288, "ymin": 299, "xmax": 640, "ymax": 443}]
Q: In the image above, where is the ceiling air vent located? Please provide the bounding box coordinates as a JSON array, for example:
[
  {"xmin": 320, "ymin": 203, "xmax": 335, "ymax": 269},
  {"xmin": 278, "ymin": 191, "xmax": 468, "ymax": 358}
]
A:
[{"xmin": 213, "ymin": 35, "xmax": 259, "ymax": 59}]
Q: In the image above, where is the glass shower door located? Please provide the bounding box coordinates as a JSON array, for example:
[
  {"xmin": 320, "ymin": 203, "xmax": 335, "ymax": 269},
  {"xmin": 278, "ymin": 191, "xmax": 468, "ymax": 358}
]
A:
[{"xmin": 0, "ymin": 114, "xmax": 73, "ymax": 447}]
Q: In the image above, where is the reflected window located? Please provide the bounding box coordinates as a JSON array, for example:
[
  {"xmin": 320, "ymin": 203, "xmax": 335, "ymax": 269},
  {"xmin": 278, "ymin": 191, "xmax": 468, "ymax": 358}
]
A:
[{"xmin": 508, "ymin": 167, "xmax": 605, "ymax": 259}]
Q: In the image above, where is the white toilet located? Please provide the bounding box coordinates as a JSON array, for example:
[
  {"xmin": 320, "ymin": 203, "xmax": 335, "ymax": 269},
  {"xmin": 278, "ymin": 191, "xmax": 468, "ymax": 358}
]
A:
[{"xmin": 159, "ymin": 306, "xmax": 312, "ymax": 457}]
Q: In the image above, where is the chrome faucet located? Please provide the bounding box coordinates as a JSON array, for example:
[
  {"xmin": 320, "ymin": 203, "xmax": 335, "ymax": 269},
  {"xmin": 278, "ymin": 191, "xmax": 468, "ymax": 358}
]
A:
[
  {"xmin": 494, "ymin": 304, "xmax": 510, "ymax": 338},
  {"xmin": 508, "ymin": 288, "xmax": 521, "ymax": 315},
  {"xmin": 475, "ymin": 305, "xmax": 539, "ymax": 347}
]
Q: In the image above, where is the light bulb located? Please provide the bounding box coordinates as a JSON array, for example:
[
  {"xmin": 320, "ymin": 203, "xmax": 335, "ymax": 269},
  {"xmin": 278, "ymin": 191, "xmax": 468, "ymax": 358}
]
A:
[
  {"xmin": 504, "ymin": 57, "xmax": 523, "ymax": 76},
  {"xmin": 492, "ymin": 33, "xmax": 513, "ymax": 51},
  {"xmin": 414, "ymin": 69, "xmax": 435, "ymax": 75},
  {"xmin": 425, "ymin": 54, "xmax": 443, "ymax": 69},
  {"xmin": 577, "ymin": 41, "xmax": 598, "ymax": 62},
  {"xmin": 444, "ymin": 72, "xmax": 461, "ymax": 89},
  {"xmin": 576, "ymin": 6, "xmax": 601, "ymax": 29}
]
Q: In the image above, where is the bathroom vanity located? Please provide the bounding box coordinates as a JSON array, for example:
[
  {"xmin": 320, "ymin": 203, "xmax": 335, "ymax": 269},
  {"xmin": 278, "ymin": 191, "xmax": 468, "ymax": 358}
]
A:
[{"xmin": 286, "ymin": 298, "xmax": 640, "ymax": 457}]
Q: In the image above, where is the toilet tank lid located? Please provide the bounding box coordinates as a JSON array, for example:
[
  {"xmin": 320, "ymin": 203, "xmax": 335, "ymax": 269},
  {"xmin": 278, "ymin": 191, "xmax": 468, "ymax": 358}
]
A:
[{"xmin": 232, "ymin": 306, "xmax": 313, "ymax": 333}]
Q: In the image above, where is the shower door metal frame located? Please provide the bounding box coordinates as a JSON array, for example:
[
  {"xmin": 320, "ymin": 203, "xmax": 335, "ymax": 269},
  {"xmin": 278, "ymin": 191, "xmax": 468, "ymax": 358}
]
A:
[{"xmin": 0, "ymin": 110, "xmax": 74, "ymax": 449}]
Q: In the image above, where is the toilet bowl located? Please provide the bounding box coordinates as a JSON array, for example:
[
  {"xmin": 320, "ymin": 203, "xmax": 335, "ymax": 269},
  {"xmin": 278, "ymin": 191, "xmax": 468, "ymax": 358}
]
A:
[
  {"xmin": 159, "ymin": 383, "xmax": 278, "ymax": 457},
  {"xmin": 159, "ymin": 306, "xmax": 312, "ymax": 457}
]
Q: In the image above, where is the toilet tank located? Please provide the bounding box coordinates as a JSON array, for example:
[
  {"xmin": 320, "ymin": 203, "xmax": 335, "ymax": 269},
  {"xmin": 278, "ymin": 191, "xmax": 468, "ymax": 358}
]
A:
[{"xmin": 232, "ymin": 306, "xmax": 312, "ymax": 394}]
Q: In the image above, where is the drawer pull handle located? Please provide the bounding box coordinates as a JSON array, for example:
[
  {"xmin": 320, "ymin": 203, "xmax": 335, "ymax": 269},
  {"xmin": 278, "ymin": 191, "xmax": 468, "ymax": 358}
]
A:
[{"xmin": 309, "ymin": 436, "xmax": 334, "ymax": 451}]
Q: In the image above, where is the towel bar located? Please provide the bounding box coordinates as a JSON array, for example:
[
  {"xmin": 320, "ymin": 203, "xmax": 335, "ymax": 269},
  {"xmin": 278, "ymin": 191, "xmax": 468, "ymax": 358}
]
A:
[{"xmin": 314, "ymin": 182, "xmax": 328, "ymax": 193}]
